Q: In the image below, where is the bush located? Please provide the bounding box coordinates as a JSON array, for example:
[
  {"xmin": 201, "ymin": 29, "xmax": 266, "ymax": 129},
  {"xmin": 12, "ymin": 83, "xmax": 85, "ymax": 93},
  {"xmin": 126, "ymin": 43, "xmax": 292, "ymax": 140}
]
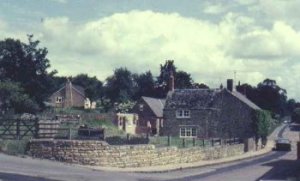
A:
[
  {"xmin": 253, "ymin": 110, "xmax": 271, "ymax": 145},
  {"xmin": 105, "ymin": 135, "xmax": 149, "ymax": 145},
  {"xmin": 0, "ymin": 139, "xmax": 30, "ymax": 155}
]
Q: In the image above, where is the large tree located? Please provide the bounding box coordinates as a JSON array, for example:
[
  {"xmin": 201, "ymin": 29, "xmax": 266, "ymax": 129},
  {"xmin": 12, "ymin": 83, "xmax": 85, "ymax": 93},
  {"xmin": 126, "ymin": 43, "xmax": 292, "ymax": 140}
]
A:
[
  {"xmin": 155, "ymin": 60, "xmax": 176, "ymax": 98},
  {"xmin": 133, "ymin": 71, "xmax": 155, "ymax": 99},
  {"xmin": 0, "ymin": 35, "xmax": 56, "ymax": 107},
  {"xmin": 105, "ymin": 68, "xmax": 136, "ymax": 103},
  {"xmin": 72, "ymin": 74, "xmax": 103, "ymax": 101},
  {"xmin": 256, "ymin": 79, "xmax": 287, "ymax": 116},
  {"xmin": 0, "ymin": 81, "xmax": 39, "ymax": 114},
  {"xmin": 175, "ymin": 71, "xmax": 193, "ymax": 89}
]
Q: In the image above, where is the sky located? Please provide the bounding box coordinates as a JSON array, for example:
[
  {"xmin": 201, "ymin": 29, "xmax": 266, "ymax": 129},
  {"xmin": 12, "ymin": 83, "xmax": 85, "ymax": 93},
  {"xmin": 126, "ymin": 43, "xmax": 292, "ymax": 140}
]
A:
[{"xmin": 0, "ymin": 0, "xmax": 300, "ymax": 100}]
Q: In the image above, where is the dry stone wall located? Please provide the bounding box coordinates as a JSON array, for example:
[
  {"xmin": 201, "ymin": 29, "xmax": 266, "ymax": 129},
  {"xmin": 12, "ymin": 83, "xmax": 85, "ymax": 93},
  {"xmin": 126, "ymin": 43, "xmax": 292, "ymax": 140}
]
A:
[{"xmin": 29, "ymin": 139, "xmax": 244, "ymax": 168}]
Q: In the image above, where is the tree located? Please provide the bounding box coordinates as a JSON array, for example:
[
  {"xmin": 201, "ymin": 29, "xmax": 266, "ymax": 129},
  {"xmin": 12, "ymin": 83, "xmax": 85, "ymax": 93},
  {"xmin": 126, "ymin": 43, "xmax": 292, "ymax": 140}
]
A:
[
  {"xmin": 175, "ymin": 71, "xmax": 193, "ymax": 89},
  {"xmin": 133, "ymin": 71, "xmax": 155, "ymax": 99},
  {"xmin": 72, "ymin": 74, "xmax": 103, "ymax": 101},
  {"xmin": 0, "ymin": 81, "xmax": 39, "ymax": 114},
  {"xmin": 236, "ymin": 83, "xmax": 259, "ymax": 105},
  {"xmin": 256, "ymin": 79, "xmax": 287, "ymax": 117},
  {"xmin": 105, "ymin": 68, "xmax": 136, "ymax": 103},
  {"xmin": 192, "ymin": 83, "xmax": 209, "ymax": 89},
  {"xmin": 0, "ymin": 35, "xmax": 56, "ymax": 107},
  {"xmin": 253, "ymin": 110, "xmax": 271, "ymax": 146},
  {"xmin": 155, "ymin": 60, "xmax": 176, "ymax": 97}
]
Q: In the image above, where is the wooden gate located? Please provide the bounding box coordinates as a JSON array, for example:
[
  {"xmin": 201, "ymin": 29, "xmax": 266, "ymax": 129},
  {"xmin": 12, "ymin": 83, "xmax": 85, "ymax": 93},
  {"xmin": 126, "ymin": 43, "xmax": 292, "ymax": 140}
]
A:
[{"xmin": 0, "ymin": 118, "xmax": 38, "ymax": 140}]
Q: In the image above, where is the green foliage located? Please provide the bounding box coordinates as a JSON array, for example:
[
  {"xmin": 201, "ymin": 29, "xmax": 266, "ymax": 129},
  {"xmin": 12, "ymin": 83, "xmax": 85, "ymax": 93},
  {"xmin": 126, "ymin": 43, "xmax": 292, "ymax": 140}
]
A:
[
  {"xmin": 114, "ymin": 100, "xmax": 136, "ymax": 113},
  {"xmin": 0, "ymin": 139, "xmax": 29, "ymax": 155},
  {"xmin": 133, "ymin": 71, "xmax": 155, "ymax": 99},
  {"xmin": 71, "ymin": 74, "xmax": 103, "ymax": 101},
  {"xmin": 237, "ymin": 79, "xmax": 292, "ymax": 117},
  {"xmin": 0, "ymin": 35, "xmax": 56, "ymax": 108},
  {"xmin": 292, "ymin": 108, "xmax": 300, "ymax": 123},
  {"xmin": 105, "ymin": 67, "xmax": 136, "ymax": 103},
  {"xmin": 253, "ymin": 110, "xmax": 271, "ymax": 138},
  {"xmin": 175, "ymin": 71, "xmax": 193, "ymax": 89},
  {"xmin": 0, "ymin": 81, "xmax": 39, "ymax": 113}
]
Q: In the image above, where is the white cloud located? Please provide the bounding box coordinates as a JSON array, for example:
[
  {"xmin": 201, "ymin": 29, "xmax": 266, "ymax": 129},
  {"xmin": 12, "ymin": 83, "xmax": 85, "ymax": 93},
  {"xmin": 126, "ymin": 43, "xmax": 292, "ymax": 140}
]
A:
[{"xmin": 2, "ymin": 10, "xmax": 300, "ymax": 99}]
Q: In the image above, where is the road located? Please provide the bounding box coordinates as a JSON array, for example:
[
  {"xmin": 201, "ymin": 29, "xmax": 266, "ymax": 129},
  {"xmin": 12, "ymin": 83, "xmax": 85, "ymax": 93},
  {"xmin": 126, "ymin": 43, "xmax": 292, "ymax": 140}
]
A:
[{"xmin": 0, "ymin": 124, "xmax": 299, "ymax": 181}]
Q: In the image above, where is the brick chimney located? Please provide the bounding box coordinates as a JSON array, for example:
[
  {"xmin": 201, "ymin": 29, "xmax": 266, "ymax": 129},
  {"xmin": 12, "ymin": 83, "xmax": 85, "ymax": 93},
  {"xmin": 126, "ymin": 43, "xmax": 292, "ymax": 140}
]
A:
[
  {"xmin": 64, "ymin": 79, "xmax": 73, "ymax": 108},
  {"xmin": 169, "ymin": 71, "xmax": 175, "ymax": 92},
  {"xmin": 227, "ymin": 79, "xmax": 233, "ymax": 92}
]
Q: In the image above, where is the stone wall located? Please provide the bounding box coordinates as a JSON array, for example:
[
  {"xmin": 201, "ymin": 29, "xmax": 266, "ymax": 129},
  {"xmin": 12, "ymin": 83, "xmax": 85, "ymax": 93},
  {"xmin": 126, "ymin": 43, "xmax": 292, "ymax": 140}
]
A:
[{"xmin": 29, "ymin": 139, "xmax": 244, "ymax": 168}]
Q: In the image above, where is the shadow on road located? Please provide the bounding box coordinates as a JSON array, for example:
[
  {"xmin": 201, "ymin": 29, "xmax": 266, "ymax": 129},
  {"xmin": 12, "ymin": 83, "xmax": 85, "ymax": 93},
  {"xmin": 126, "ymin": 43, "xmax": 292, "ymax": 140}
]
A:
[
  {"xmin": 0, "ymin": 172, "xmax": 60, "ymax": 181},
  {"xmin": 256, "ymin": 159, "xmax": 300, "ymax": 181}
]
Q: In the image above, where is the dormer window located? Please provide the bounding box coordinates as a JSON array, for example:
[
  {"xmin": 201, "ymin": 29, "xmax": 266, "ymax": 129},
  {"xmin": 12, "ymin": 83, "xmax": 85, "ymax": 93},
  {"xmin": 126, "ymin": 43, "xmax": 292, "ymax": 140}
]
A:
[
  {"xmin": 56, "ymin": 97, "xmax": 63, "ymax": 103},
  {"xmin": 176, "ymin": 110, "xmax": 190, "ymax": 118}
]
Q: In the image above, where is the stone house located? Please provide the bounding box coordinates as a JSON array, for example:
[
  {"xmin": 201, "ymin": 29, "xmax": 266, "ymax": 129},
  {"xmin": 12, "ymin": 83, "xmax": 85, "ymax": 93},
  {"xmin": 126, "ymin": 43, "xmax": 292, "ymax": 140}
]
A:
[
  {"xmin": 49, "ymin": 80, "xmax": 86, "ymax": 108},
  {"xmin": 162, "ymin": 79, "xmax": 261, "ymax": 148},
  {"xmin": 132, "ymin": 96, "xmax": 165, "ymax": 135}
]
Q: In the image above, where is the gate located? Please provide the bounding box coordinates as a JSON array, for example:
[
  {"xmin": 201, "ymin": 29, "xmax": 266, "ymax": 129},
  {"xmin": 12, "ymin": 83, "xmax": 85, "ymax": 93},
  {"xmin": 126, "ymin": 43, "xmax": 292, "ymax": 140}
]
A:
[{"xmin": 0, "ymin": 118, "xmax": 38, "ymax": 140}]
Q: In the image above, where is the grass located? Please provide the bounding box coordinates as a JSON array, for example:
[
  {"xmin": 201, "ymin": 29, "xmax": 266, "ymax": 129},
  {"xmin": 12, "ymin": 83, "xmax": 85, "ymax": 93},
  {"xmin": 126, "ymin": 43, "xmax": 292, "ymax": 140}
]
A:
[{"xmin": 0, "ymin": 139, "xmax": 29, "ymax": 155}]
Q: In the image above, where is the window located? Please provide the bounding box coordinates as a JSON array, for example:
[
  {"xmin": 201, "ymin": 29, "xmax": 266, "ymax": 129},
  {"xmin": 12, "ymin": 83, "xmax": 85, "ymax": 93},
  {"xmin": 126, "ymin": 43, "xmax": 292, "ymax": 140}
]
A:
[
  {"xmin": 139, "ymin": 104, "xmax": 144, "ymax": 111},
  {"xmin": 56, "ymin": 97, "xmax": 63, "ymax": 103},
  {"xmin": 176, "ymin": 110, "xmax": 191, "ymax": 118},
  {"xmin": 180, "ymin": 127, "xmax": 197, "ymax": 138}
]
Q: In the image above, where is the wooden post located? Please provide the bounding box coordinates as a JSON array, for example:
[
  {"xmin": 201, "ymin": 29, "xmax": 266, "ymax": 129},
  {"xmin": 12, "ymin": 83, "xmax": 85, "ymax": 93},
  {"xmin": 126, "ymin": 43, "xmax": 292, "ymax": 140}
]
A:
[
  {"xmin": 34, "ymin": 118, "xmax": 39, "ymax": 139},
  {"xmin": 211, "ymin": 139, "xmax": 214, "ymax": 147},
  {"xmin": 16, "ymin": 119, "xmax": 20, "ymax": 140},
  {"xmin": 193, "ymin": 138, "xmax": 196, "ymax": 146},
  {"xmin": 126, "ymin": 133, "xmax": 130, "ymax": 141},
  {"xmin": 182, "ymin": 138, "xmax": 185, "ymax": 148},
  {"xmin": 68, "ymin": 128, "xmax": 71, "ymax": 140},
  {"xmin": 167, "ymin": 135, "xmax": 171, "ymax": 146},
  {"xmin": 203, "ymin": 139, "xmax": 205, "ymax": 147}
]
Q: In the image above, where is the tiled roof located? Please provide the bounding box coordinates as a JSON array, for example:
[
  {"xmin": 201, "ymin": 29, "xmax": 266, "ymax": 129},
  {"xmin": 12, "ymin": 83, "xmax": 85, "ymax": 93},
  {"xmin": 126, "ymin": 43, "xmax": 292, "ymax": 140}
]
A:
[
  {"xmin": 142, "ymin": 96, "xmax": 165, "ymax": 117},
  {"xmin": 165, "ymin": 89, "xmax": 261, "ymax": 110},
  {"xmin": 165, "ymin": 89, "xmax": 222, "ymax": 109},
  {"xmin": 230, "ymin": 91, "xmax": 261, "ymax": 110}
]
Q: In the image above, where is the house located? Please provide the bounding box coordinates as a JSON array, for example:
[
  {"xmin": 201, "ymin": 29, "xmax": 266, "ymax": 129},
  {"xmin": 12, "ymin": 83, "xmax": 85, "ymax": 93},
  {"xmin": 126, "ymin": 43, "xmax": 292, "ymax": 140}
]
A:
[
  {"xmin": 132, "ymin": 96, "xmax": 165, "ymax": 135},
  {"xmin": 162, "ymin": 79, "xmax": 261, "ymax": 150},
  {"xmin": 49, "ymin": 79, "xmax": 86, "ymax": 108},
  {"xmin": 115, "ymin": 113, "xmax": 138, "ymax": 135}
]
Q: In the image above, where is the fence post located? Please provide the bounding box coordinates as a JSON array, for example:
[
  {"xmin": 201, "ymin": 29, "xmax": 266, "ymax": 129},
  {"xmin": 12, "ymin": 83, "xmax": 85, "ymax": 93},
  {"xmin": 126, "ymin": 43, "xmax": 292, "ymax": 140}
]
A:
[
  {"xmin": 126, "ymin": 133, "xmax": 130, "ymax": 142},
  {"xmin": 203, "ymin": 139, "xmax": 205, "ymax": 147},
  {"xmin": 68, "ymin": 128, "xmax": 71, "ymax": 140},
  {"xmin": 16, "ymin": 119, "xmax": 20, "ymax": 140},
  {"xmin": 182, "ymin": 138, "xmax": 185, "ymax": 148},
  {"xmin": 211, "ymin": 139, "xmax": 214, "ymax": 147},
  {"xmin": 34, "ymin": 118, "xmax": 39, "ymax": 139},
  {"xmin": 193, "ymin": 138, "xmax": 196, "ymax": 146},
  {"xmin": 167, "ymin": 135, "xmax": 171, "ymax": 146}
]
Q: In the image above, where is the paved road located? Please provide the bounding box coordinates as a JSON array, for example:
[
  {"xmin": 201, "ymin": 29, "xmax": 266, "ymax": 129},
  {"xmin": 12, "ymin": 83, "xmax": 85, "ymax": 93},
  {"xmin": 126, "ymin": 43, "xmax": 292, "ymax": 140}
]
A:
[{"xmin": 0, "ymin": 124, "xmax": 299, "ymax": 181}]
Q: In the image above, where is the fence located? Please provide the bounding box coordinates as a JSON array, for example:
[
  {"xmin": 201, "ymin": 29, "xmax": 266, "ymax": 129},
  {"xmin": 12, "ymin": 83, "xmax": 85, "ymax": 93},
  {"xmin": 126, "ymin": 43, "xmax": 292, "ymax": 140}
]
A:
[
  {"xmin": 0, "ymin": 118, "xmax": 38, "ymax": 140},
  {"xmin": 149, "ymin": 136, "xmax": 242, "ymax": 148}
]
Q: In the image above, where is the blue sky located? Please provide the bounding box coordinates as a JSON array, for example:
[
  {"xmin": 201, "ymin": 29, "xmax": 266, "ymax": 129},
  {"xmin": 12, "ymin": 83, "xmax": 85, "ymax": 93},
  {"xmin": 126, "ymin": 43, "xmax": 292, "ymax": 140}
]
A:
[{"xmin": 1, "ymin": 0, "xmax": 300, "ymax": 100}]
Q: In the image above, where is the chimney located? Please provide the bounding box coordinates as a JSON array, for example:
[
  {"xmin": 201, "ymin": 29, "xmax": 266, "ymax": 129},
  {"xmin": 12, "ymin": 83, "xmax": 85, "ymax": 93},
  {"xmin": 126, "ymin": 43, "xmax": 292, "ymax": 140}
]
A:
[
  {"xmin": 169, "ymin": 71, "xmax": 175, "ymax": 91},
  {"xmin": 227, "ymin": 79, "xmax": 233, "ymax": 92},
  {"xmin": 64, "ymin": 79, "xmax": 73, "ymax": 108}
]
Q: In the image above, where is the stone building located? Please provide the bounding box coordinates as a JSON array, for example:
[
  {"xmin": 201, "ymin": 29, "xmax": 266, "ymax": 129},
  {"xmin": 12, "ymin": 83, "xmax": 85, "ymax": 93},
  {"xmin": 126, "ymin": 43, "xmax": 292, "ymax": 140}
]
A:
[
  {"xmin": 49, "ymin": 79, "xmax": 86, "ymax": 108},
  {"xmin": 162, "ymin": 79, "xmax": 261, "ymax": 143},
  {"xmin": 132, "ymin": 96, "xmax": 165, "ymax": 135}
]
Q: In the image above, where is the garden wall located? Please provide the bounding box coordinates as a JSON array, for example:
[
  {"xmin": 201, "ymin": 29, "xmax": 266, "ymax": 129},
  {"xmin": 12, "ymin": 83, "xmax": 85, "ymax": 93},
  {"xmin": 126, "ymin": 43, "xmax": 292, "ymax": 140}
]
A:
[{"xmin": 29, "ymin": 139, "xmax": 244, "ymax": 168}]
